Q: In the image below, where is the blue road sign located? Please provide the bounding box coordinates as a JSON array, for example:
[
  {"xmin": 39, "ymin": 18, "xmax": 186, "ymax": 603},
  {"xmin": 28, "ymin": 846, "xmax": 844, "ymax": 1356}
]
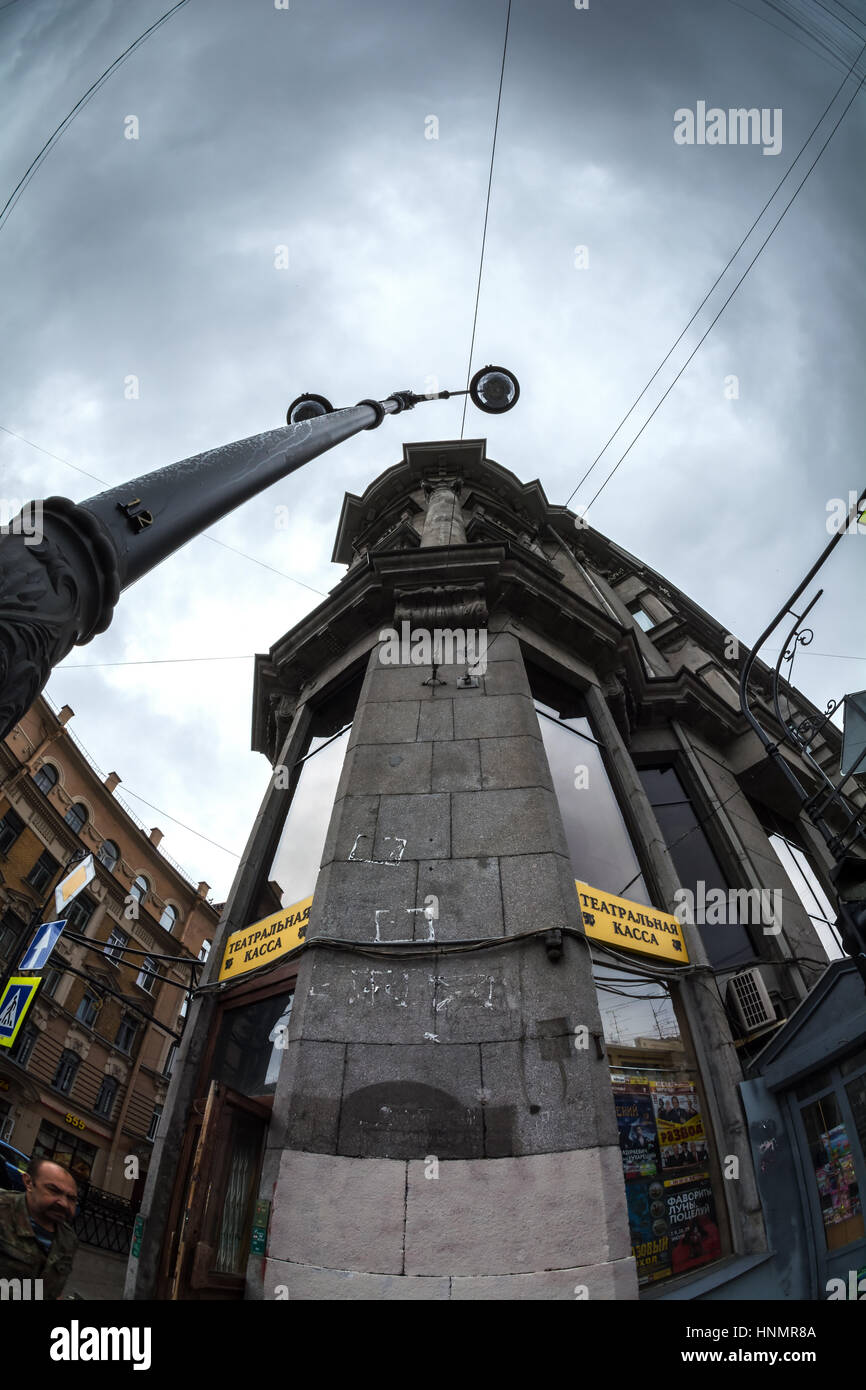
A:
[
  {"xmin": 0, "ymin": 976, "xmax": 42, "ymax": 1047},
  {"xmin": 19, "ymin": 919, "xmax": 67, "ymax": 972}
]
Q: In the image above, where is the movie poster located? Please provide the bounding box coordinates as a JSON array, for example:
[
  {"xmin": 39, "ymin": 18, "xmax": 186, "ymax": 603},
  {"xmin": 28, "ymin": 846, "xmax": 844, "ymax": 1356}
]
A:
[
  {"xmin": 626, "ymin": 1178, "xmax": 672, "ymax": 1284},
  {"xmin": 650, "ymin": 1080, "xmax": 709, "ymax": 1176},
  {"xmin": 665, "ymin": 1173, "xmax": 721, "ymax": 1275},
  {"xmin": 615, "ymin": 1092, "xmax": 660, "ymax": 1179}
]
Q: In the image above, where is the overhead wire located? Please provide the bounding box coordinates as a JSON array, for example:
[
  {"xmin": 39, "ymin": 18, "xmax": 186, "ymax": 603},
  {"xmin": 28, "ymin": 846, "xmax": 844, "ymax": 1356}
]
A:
[
  {"xmin": 459, "ymin": 0, "xmax": 512, "ymax": 441},
  {"xmin": 0, "ymin": 0, "xmax": 193, "ymax": 233}
]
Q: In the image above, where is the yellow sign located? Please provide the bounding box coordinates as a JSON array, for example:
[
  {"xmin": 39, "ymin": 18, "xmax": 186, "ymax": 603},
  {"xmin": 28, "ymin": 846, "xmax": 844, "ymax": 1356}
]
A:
[
  {"xmin": 219, "ymin": 897, "xmax": 312, "ymax": 982},
  {"xmin": 575, "ymin": 881, "xmax": 689, "ymax": 964},
  {"xmin": 55, "ymin": 854, "xmax": 95, "ymax": 913}
]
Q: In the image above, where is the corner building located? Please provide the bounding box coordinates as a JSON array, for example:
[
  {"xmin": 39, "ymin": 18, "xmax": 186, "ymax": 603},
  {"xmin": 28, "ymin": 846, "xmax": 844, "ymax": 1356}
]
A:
[{"xmin": 129, "ymin": 439, "xmax": 861, "ymax": 1301}]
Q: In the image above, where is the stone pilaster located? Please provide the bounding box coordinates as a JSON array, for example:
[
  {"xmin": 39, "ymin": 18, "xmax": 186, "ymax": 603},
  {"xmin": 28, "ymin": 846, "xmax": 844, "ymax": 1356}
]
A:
[{"xmin": 262, "ymin": 628, "xmax": 637, "ymax": 1299}]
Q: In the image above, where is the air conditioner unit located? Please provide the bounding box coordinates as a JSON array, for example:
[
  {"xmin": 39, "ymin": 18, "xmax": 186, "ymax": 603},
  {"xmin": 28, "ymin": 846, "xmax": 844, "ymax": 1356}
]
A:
[
  {"xmin": 727, "ymin": 968, "xmax": 777, "ymax": 1034},
  {"xmin": 0, "ymin": 1115, "xmax": 14, "ymax": 1143}
]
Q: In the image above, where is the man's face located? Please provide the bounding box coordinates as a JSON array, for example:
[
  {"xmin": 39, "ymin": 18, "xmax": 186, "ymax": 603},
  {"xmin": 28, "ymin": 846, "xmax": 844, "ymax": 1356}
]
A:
[{"xmin": 23, "ymin": 1162, "xmax": 78, "ymax": 1228}]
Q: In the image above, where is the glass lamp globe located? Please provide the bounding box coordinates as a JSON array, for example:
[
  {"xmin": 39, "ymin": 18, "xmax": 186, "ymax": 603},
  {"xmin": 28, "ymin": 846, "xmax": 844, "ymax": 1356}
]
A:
[
  {"xmin": 286, "ymin": 393, "xmax": 334, "ymax": 425},
  {"xmin": 469, "ymin": 366, "xmax": 520, "ymax": 414}
]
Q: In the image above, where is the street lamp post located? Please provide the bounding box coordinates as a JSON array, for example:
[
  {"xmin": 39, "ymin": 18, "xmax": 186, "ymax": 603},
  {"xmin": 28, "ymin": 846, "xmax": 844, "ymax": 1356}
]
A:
[
  {"xmin": 738, "ymin": 484, "xmax": 866, "ymax": 982},
  {"xmin": 0, "ymin": 368, "xmax": 520, "ymax": 741}
]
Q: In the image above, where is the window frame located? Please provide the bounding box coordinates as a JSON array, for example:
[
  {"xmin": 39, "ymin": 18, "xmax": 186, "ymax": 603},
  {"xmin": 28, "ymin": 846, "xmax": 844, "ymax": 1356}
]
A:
[
  {"xmin": 94, "ymin": 1075, "xmax": 119, "ymax": 1120},
  {"xmin": 633, "ymin": 753, "xmax": 761, "ymax": 971},
  {"xmin": 64, "ymin": 802, "xmax": 88, "ymax": 835},
  {"xmin": 26, "ymin": 849, "xmax": 60, "ymax": 893},
  {"xmin": 97, "ymin": 840, "xmax": 120, "ymax": 872},
  {"xmin": 33, "ymin": 764, "xmax": 58, "ymax": 795},
  {"xmin": 51, "ymin": 1048, "xmax": 81, "ymax": 1096},
  {"xmin": 0, "ymin": 806, "xmax": 25, "ymax": 854}
]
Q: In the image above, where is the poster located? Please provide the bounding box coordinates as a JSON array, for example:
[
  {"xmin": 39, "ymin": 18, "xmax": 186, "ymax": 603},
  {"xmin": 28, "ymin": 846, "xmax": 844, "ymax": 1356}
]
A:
[
  {"xmin": 626, "ymin": 1178, "xmax": 672, "ymax": 1284},
  {"xmin": 615, "ymin": 1092, "xmax": 660, "ymax": 1179},
  {"xmin": 650, "ymin": 1080, "xmax": 709, "ymax": 1176},
  {"xmin": 665, "ymin": 1173, "xmax": 721, "ymax": 1275}
]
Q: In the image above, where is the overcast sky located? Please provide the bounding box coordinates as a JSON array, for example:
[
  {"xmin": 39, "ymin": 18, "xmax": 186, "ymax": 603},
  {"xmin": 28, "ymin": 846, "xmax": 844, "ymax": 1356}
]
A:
[{"xmin": 1, "ymin": 0, "xmax": 864, "ymax": 901}]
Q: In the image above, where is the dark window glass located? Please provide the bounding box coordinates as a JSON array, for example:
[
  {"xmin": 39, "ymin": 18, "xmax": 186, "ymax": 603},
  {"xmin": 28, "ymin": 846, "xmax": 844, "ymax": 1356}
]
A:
[
  {"xmin": 75, "ymin": 992, "xmax": 99, "ymax": 1027},
  {"xmin": 52, "ymin": 1049, "xmax": 80, "ymax": 1095},
  {"xmin": 64, "ymin": 803, "xmax": 87, "ymax": 834},
  {"xmin": 94, "ymin": 1076, "xmax": 118, "ymax": 1119},
  {"xmin": 33, "ymin": 1120, "xmax": 97, "ymax": 1182},
  {"xmin": 104, "ymin": 927, "xmax": 129, "ymax": 965},
  {"xmin": 26, "ymin": 850, "xmax": 59, "ymax": 893},
  {"xmin": 0, "ymin": 910, "xmax": 26, "ymax": 962},
  {"xmin": 130, "ymin": 876, "xmax": 148, "ymax": 905},
  {"xmin": 33, "ymin": 765, "xmax": 58, "ymax": 795},
  {"xmin": 535, "ymin": 706, "xmax": 652, "ymax": 905},
  {"xmin": 97, "ymin": 840, "xmax": 119, "ymax": 871},
  {"xmin": 115, "ymin": 1015, "xmax": 137, "ymax": 1053},
  {"xmin": 210, "ymin": 993, "xmax": 295, "ymax": 1097},
  {"xmin": 65, "ymin": 894, "xmax": 96, "ymax": 934},
  {"xmin": 0, "ymin": 807, "xmax": 25, "ymax": 854},
  {"xmin": 147, "ymin": 1105, "xmax": 162, "ymax": 1141},
  {"xmin": 639, "ymin": 765, "xmax": 754, "ymax": 971},
  {"xmin": 136, "ymin": 957, "xmax": 158, "ymax": 994},
  {"xmin": 8, "ymin": 1024, "xmax": 37, "ymax": 1067},
  {"xmin": 42, "ymin": 965, "xmax": 63, "ymax": 998}
]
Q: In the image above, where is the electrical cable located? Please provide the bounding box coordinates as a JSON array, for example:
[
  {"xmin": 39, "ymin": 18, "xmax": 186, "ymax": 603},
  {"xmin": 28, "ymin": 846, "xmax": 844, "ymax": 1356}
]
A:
[
  {"xmin": 0, "ymin": 0, "xmax": 193, "ymax": 233},
  {"xmin": 579, "ymin": 46, "xmax": 866, "ymax": 516},
  {"xmin": 460, "ymin": 0, "xmax": 511, "ymax": 441},
  {"xmin": 566, "ymin": 30, "xmax": 866, "ymax": 509}
]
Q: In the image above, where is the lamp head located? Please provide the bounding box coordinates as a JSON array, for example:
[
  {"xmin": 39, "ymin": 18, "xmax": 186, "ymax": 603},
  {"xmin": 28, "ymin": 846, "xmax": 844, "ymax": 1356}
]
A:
[
  {"xmin": 286, "ymin": 393, "xmax": 335, "ymax": 425},
  {"xmin": 469, "ymin": 365, "xmax": 520, "ymax": 414}
]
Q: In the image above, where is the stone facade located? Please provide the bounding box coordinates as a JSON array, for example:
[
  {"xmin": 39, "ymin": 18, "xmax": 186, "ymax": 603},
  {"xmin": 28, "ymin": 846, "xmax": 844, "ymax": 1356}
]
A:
[{"xmin": 126, "ymin": 439, "xmax": 861, "ymax": 1301}]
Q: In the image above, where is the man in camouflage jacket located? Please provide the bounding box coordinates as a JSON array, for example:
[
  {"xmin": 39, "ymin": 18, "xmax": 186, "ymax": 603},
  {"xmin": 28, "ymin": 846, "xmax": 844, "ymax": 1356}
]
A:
[{"xmin": 0, "ymin": 1157, "xmax": 79, "ymax": 1298}]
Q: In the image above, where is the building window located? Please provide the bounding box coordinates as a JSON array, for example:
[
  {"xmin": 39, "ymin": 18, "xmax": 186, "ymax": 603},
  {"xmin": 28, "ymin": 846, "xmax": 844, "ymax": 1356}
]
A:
[
  {"xmin": 528, "ymin": 678, "xmax": 652, "ymax": 906},
  {"xmin": 163, "ymin": 1043, "xmax": 178, "ymax": 1078},
  {"xmin": 159, "ymin": 903, "xmax": 177, "ymax": 934},
  {"xmin": 198, "ymin": 940, "xmax": 211, "ymax": 963},
  {"xmin": 42, "ymin": 965, "xmax": 64, "ymax": 998},
  {"xmin": 0, "ymin": 910, "xmax": 26, "ymax": 962},
  {"xmin": 638, "ymin": 764, "xmax": 755, "ymax": 971},
  {"xmin": 0, "ymin": 806, "xmax": 25, "ymax": 854},
  {"xmin": 51, "ymin": 1048, "xmax": 80, "ymax": 1095},
  {"xmin": 179, "ymin": 994, "xmax": 189, "ymax": 1020},
  {"xmin": 136, "ymin": 956, "xmax": 158, "ymax": 994},
  {"xmin": 266, "ymin": 672, "xmax": 362, "ymax": 907},
  {"xmin": 65, "ymin": 894, "xmax": 96, "ymax": 934},
  {"xmin": 75, "ymin": 992, "xmax": 100, "ymax": 1027},
  {"xmin": 630, "ymin": 606, "xmax": 655, "ymax": 632},
  {"xmin": 104, "ymin": 926, "xmax": 129, "ymax": 965},
  {"xmin": 799, "ymin": 1088, "xmax": 865, "ymax": 1250},
  {"xmin": 597, "ymin": 964, "xmax": 724, "ymax": 1286},
  {"xmin": 147, "ymin": 1105, "xmax": 162, "ymax": 1141},
  {"xmin": 26, "ymin": 849, "xmax": 60, "ymax": 893},
  {"xmin": 210, "ymin": 991, "xmax": 296, "ymax": 1098},
  {"xmin": 8, "ymin": 1023, "xmax": 38, "ymax": 1067},
  {"xmin": 94, "ymin": 1075, "xmax": 119, "ymax": 1120},
  {"xmin": 64, "ymin": 803, "xmax": 88, "ymax": 835},
  {"xmin": 33, "ymin": 1120, "xmax": 98, "ymax": 1183},
  {"xmin": 129, "ymin": 875, "xmax": 149, "ymax": 906},
  {"xmin": 33, "ymin": 764, "xmax": 58, "ymax": 795},
  {"xmin": 115, "ymin": 1015, "xmax": 137, "ymax": 1054},
  {"xmin": 768, "ymin": 831, "xmax": 844, "ymax": 961},
  {"xmin": 97, "ymin": 840, "xmax": 119, "ymax": 872}
]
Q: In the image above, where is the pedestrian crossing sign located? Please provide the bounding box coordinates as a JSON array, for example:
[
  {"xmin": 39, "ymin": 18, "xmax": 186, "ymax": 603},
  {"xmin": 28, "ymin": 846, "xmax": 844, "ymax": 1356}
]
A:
[{"xmin": 0, "ymin": 976, "xmax": 42, "ymax": 1048}]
